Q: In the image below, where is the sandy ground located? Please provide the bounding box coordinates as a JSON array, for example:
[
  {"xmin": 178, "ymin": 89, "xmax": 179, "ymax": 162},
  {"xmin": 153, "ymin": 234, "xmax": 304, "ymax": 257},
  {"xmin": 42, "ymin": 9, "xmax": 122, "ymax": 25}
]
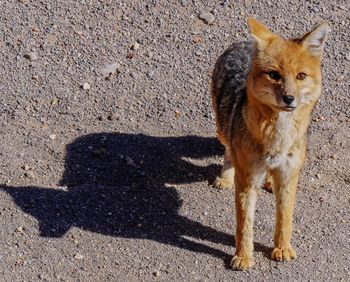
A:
[{"xmin": 0, "ymin": 0, "xmax": 349, "ymax": 281}]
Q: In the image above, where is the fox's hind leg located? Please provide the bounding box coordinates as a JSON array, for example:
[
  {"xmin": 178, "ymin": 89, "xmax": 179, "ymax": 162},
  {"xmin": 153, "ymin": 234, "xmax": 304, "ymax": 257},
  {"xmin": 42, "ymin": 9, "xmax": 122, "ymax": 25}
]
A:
[{"xmin": 213, "ymin": 145, "xmax": 234, "ymax": 189}]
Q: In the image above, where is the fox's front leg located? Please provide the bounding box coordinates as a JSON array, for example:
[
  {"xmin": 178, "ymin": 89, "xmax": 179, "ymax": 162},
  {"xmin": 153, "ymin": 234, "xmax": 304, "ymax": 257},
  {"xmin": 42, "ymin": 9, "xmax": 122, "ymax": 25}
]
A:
[
  {"xmin": 230, "ymin": 168, "xmax": 261, "ymax": 270},
  {"xmin": 271, "ymin": 171, "xmax": 298, "ymax": 261},
  {"xmin": 271, "ymin": 151, "xmax": 304, "ymax": 262}
]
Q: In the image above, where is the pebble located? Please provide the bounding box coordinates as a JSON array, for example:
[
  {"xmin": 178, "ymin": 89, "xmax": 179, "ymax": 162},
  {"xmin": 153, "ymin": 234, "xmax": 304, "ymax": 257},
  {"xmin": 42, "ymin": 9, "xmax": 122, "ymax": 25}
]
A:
[
  {"xmin": 153, "ymin": 270, "xmax": 161, "ymax": 277},
  {"xmin": 126, "ymin": 156, "xmax": 136, "ymax": 167},
  {"xmin": 107, "ymin": 112, "xmax": 118, "ymax": 121},
  {"xmin": 24, "ymin": 171, "xmax": 35, "ymax": 179},
  {"xmin": 74, "ymin": 253, "xmax": 84, "ymax": 260},
  {"xmin": 316, "ymin": 173, "xmax": 321, "ymax": 179},
  {"xmin": 15, "ymin": 226, "xmax": 24, "ymax": 233},
  {"xmin": 126, "ymin": 52, "xmax": 134, "ymax": 59},
  {"xmin": 100, "ymin": 62, "xmax": 120, "ymax": 79},
  {"xmin": 193, "ymin": 36, "xmax": 203, "ymax": 43},
  {"xmin": 82, "ymin": 82, "xmax": 91, "ymax": 90},
  {"xmin": 130, "ymin": 72, "xmax": 138, "ymax": 79},
  {"xmin": 147, "ymin": 70, "xmax": 155, "ymax": 79},
  {"xmin": 50, "ymin": 97, "xmax": 59, "ymax": 106},
  {"xmin": 22, "ymin": 165, "xmax": 30, "ymax": 171},
  {"xmin": 131, "ymin": 42, "xmax": 140, "ymax": 50},
  {"xmin": 24, "ymin": 51, "xmax": 38, "ymax": 62},
  {"xmin": 198, "ymin": 12, "xmax": 215, "ymax": 25},
  {"xmin": 49, "ymin": 134, "xmax": 57, "ymax": 140},
  {"xmin": 32, "ymin": 74, "xmax": 40, "ymax": 81}
]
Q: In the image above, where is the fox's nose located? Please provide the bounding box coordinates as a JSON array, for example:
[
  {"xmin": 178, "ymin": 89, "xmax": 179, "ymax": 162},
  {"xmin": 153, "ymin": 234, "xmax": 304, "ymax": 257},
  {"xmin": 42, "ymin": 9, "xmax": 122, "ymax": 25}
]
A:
[{"xmin": 282, "ymin": 95, "xmax": 295, "ymax": 105}]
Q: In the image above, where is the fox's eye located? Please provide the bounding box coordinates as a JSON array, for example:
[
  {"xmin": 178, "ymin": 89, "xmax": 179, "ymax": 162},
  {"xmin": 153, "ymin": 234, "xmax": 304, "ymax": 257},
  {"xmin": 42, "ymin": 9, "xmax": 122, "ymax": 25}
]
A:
[
  {"xmin": 268, "ymin": 71, "xmax": 282, "ymax": 81},
  {"xmin": 297, "ymin": 73, "xmax": 307, "ymax": 80}
]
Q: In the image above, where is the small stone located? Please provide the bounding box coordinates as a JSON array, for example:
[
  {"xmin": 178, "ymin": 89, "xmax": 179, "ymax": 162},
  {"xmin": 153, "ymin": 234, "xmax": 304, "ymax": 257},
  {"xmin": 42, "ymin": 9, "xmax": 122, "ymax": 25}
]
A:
[
  {"xmin": 198, "ymin": 12, "xmax": 215, "ymax": 25},
  {"xmin": 346, "ymin": 54, "xmax": 350, "ymax": 61},
  {"xmin": 32, "ymin": 74, "xmax": 39, "ymax": 81},
  {"xmin": 24, "ymin": 171, "xmax": 35, "ymax": 178},
  {"xmin": 93, "ymin": 148, "xmax": 106, "ymax": 157},
  {"xmin": 49, "ymin": 134, "xmax": 57, "ymax": 140},
  {"xmin": 15, "ymin": 226, "xmax": 24, "ymax": 233},
  {"xmin": 82, "ymin": 82, "xmax": 91, "ymax": 90},
  {"xmin": 337, "ymin": 75, "xmax": 345, "ymax": 81},
  {"xmin": 130, "ymin": 72, "xmax": 138, "ymax": 79},
  {"xmin": 193, "ymin": 36, "xmax": 203, "ymax": 43},
  {"xmin": 147, "ymin": 70, "xmax": 155, "ymax": 79},
  {"xmin": 107, "ymin": 112, "xmax": 118, "ymax": 121},
  {"xmin": 131, "ymin": 42, "xmax": 140, "ymax": 50},
  {"xmin": 126, "ymin": 156, "xmax": 136, "ymax": 167},
  {"xmin": 331, "ymin": 154, "xmax": 337, "ymax": 159},
  {"xmin": 22, "ymin": 165, "xmax": 30, "ymax": 171},
  {"xmin": 153, "ymin": 271, "xmax": 160, "ymax": 277},
  {"xmin": 24, "ymin": 51, "xmax": 38, "ymax": 62},
  {"xmin": 74, "ymin": 253, "xmax": 84, "ymax": 260},
  {"xmin": 46, "ymin": 35, "xmax": 58, "ymax": 46},
  {"xmin": 316, "ymin": 173, "xmax": 321, "ymax": 179},
  {"xmin": 175, "ymin": 110, "xmax": 181, "ymax": 118},
  {"xmin": 50, "ymin": 97, "xmax": 59, "ymax": 106},
  {"xmin": 100, "ymin": 62, "xmax": 120, "ymax": 79},
  {"xmin": 19, "ymin": 0, "xmax": 30, "ymax": 4}
]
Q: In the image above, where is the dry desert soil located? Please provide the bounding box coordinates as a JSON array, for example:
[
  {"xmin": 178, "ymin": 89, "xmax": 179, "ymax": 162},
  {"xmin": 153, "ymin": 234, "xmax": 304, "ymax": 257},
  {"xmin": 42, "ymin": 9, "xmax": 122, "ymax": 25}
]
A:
[{"xmin": 0, "ymin": 0, "xmax": 349, "ymax": 281}]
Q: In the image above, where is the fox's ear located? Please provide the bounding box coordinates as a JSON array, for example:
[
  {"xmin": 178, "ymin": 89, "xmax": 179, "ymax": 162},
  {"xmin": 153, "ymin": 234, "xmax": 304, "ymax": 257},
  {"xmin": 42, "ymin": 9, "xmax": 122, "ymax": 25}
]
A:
[
  {"xmin": 301, "ymin": 22, "xmax": 330, "ymax": 57},
  {"xmin": 247, "ymin": 18, "xmax": 275, "ymax": 49}
]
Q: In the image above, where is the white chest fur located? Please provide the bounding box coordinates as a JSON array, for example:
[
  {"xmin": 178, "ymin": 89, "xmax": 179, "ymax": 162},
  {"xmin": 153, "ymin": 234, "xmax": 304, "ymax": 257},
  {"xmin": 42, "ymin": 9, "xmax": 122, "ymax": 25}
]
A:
[{"xmin": 264, "ymin": 112, "xmax": 296, "ymax": 169}]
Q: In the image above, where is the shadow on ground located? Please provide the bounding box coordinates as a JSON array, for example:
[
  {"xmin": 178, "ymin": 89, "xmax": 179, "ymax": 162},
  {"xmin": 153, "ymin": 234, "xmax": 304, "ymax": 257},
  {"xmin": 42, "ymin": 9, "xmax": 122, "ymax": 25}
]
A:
[{"xmin": 2, "ymin": 133, "xmax": 270, "ymax": 263}]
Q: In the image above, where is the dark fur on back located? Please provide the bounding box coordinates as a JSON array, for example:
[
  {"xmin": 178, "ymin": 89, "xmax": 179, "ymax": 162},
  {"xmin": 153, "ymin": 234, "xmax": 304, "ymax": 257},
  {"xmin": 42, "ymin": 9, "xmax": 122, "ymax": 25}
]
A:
[{"xmin": 212, "ymin": 41, "xmax": 254, "ymax": 142}]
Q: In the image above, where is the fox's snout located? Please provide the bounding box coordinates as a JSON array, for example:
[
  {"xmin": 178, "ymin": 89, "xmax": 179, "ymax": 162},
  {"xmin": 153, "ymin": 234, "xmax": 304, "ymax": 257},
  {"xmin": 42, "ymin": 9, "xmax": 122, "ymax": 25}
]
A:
[
  {"xmin": 282, "ymin": 95, "xmax": 295, "ymax": 106},
  {"xmin": 278, "ymin": 77, "xmax": 298, "ymax": 110}
]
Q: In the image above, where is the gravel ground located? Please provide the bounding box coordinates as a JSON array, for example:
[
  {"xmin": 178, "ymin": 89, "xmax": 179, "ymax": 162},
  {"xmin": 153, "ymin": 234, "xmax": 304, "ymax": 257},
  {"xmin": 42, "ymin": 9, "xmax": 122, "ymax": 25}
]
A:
[{"xmin": 0, "ymin": 0, "xmax": 349, "ymax": 281}]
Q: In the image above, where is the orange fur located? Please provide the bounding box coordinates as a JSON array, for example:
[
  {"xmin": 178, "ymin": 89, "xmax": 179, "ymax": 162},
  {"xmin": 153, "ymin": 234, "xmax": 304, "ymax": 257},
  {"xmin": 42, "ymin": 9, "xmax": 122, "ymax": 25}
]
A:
[{"xmin": 211, "ymin": 18, "xmax": 330, "ymax": 269}]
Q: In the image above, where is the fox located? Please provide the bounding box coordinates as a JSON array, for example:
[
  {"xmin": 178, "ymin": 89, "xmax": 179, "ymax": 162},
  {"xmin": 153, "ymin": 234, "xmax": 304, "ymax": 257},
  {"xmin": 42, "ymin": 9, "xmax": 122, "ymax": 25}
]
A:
[{"xmin": 211, "ymin": 18, "xmax": 330, "ymax": 270}]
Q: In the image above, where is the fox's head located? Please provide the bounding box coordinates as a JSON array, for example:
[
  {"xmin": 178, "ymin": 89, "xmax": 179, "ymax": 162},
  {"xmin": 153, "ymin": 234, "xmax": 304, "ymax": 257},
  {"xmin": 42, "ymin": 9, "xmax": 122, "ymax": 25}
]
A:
[{"xmin": 247, "ymin": 18, "xmax": 330, "ymax": 112}]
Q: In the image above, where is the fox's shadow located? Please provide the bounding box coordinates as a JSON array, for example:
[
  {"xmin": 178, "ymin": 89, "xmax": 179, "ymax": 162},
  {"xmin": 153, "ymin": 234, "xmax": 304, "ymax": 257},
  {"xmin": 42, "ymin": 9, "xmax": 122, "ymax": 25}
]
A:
[{"xmin": 2, "ymin": 133, "xmax": 242, "ymax": 259}]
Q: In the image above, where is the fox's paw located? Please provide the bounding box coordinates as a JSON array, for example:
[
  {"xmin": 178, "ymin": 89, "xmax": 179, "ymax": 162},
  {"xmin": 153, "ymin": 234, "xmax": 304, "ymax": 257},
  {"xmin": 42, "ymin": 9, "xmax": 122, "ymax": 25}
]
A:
[
  {"xmin": 230, "ymin": 255, "xmax": 255, "ymax": 270},
  {"xmin": 213, "ymin": 177, "xmax": 233, "ymax": 189},
  {"xmin": 271, "ymin": 246, "xmax": 296, "ymax": 262}
]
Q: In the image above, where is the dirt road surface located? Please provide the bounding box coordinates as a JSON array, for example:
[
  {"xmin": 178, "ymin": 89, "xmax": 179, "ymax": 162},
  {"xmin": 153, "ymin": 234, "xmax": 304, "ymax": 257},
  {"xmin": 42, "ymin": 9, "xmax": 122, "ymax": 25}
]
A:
[{"xmin": 0, "ymin": 1, "xmax": 349, "ymax": 281}]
